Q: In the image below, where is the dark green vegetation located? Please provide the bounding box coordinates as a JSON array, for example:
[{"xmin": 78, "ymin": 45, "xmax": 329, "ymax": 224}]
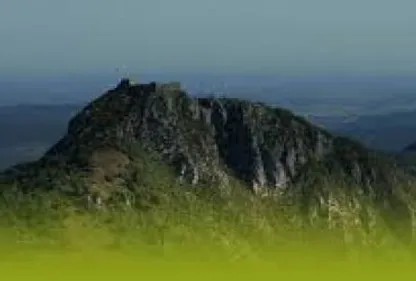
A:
[
  {"xmin": 0, "ymin": 155, "xmax": 412, "ymax": 260},
  {"xmin": 1, "ymin": 79, "xmax": 415, "ymax": 252}
]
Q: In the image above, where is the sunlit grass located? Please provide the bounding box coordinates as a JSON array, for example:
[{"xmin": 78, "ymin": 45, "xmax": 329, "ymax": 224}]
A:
[{"xmin": 0, "ymin": 180, "xmax": 415, "ymax": 280}]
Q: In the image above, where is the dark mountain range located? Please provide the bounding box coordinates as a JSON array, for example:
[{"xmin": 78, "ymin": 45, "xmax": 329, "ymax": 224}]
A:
[
  {"xmin": 309, "ymin": 110, "xmax": 416, "ymax": 152},
  {"xmin": 0, "ymin": 104, "xmax": 82, "ymax": 169}
]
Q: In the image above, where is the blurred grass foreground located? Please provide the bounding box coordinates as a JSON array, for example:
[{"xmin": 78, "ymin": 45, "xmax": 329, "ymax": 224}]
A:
[{"xmin": 0, "ymin": 178, "xmax": 416, "ymax": 280}]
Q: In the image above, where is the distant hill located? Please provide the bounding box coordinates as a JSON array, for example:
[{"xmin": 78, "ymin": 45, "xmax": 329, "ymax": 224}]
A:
[
  {"xmin": 308, "ymin": 110, "xmax": 416, "ymax": 152},
  {"xmin": 0, "ymin": 104, "xmax": 82, "ymax": 169}
]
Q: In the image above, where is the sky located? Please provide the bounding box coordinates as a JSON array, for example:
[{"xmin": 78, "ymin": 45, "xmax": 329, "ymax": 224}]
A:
[{"xmin": 1, "ymin": 0, "xmax": 416, "ymax": 77}]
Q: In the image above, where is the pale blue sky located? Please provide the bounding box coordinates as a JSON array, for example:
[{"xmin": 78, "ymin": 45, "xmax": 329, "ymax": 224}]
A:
[{"xmin": 1, "ymin": 0, "xmax": 416, "ymax": 77}]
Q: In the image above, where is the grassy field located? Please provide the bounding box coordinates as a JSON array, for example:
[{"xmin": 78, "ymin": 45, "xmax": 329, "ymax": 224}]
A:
[
  {"xmin": 0, "ymin": 162, "xmax": 413, "ymax": 280},
  {"xmin": 0, "ymin": 180, "xmax": 415, "ymax": 280}
]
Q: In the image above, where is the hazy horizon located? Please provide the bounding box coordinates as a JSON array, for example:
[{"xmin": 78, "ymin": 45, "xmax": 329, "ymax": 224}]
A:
[
  {"xmin": 2, "ymin": 1, "xmax": 416, "ymax": 110},
  {"xmin": 3, "ymin": 73, "xmax": 416, "ymax": 119}
]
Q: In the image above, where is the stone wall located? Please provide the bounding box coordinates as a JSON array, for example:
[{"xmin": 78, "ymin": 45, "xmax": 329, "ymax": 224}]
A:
[{"xmin": 155, "ymin": 82, "xmax": 182, "ymax": 92}]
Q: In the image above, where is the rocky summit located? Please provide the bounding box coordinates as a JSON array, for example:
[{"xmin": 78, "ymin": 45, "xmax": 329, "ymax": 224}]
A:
[
  {"xmin": 1, "ymin": 78, "xmax": 413, "ymax": 242},
  {"xmin": 2, "ymin": 79, "xmax": 399, "ymax": 190},
  {"xmin": 1, "ymin": 79, "xmax": 405, "ymax": 190}
]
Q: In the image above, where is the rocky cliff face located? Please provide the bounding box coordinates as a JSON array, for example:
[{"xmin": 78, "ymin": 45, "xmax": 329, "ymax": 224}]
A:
[
  {"xmin": 1, "ymin": 79, "xmax": 412, "ymax": 243},
  {"xmin": 3, "ymin": 79, "xmax": 397, "ymax": 192}
]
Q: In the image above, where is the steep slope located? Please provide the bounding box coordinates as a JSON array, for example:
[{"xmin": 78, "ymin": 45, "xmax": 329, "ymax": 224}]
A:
[
  {"xmin": 1, "ymin": 79, "xmax": 400, "ymax": 190},
  {"xmin": 0, "ymin": 79, "xmax": 413, "ymax": 243},
  {"xmin": 396, "ymin": 142, "xmax": 416, "ymax": 176}
]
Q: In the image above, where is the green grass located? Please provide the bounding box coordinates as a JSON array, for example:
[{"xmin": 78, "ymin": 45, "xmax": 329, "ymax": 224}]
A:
[{"xmin": 0, "ymin": 178, "xmax": 416, "ymax": 279}]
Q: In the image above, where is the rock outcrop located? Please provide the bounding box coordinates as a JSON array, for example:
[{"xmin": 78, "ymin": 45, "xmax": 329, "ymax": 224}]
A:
[
  {"xmin": 2, "ymin": 79, "xmax": 401, "ymax": 193},
  {"xmin": 1, "ymin": 79, "xmax": 412, "ymax": 243}
]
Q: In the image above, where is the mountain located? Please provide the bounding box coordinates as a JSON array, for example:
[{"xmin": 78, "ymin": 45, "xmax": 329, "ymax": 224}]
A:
[
  {"xmin": 396, "ymin": 137, "xmax": 416, "ymax": 175},
  {"xmin": 1, "ymin": 79, "xmax": 399, "ymax": 187},
  {"xmin": 1, "ymin": 79, "xmax": 412, "ymax": 243},
  {"xmin": 308, "ymin": 110, "xmax": 416, "ymax": 152},
  {"xmin": 0, "ymin": 104, "xmax": 82, "ymax": 169},
  {"xmin": 403, "ymin": 139, "xmax": 416, "ymax": 152}
]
